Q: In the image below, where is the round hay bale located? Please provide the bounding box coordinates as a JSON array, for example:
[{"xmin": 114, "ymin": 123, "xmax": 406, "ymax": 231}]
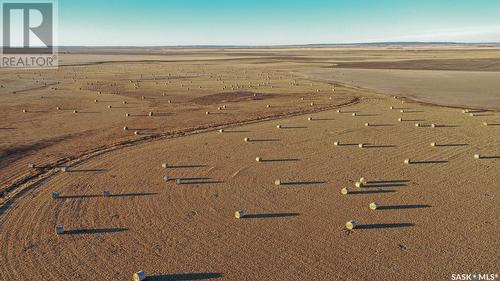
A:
[
  {"xmin": 308, "ymin": 117, "xmax": 313, "ymax": 121},
  {"xmin": 430, "ymin": 142, "xmax": 436, "ymax": 147},
  {"xmin": 431, "ymin": 124, "xmax": 437, "ymax": 128},
  {"xmin": 400, "ymin": 110, "xmax": 405, "ymax": 113},
  {"xmin": 123, "ymin": 101, "xmax": 127, "ymax": 104},
  {"xmin": 125, "ymin": 113, "xmax": 130, "ymax": 117},
  {"xmin": 390, "ymin": 106, "xmax": 394, "ymax": 109},
  {"xmin": 474, "ymin": 154, "xmax": 481, "ymax": 159},
  {"xmin": 56, "ymin": 107, "xmax": 61, "ymax": 110},
  {"xmin": 365, "ymin": 123, "xmax": 370, "ymax": 127},
  {"xmin": 60, "ymin": 167, "xmax": 68, "ymax": 172},
  {"xmin": 334, "ymin": 141, "xmax": 340, "ymax": 146},
  {"xmin": 161, "ymin": 163, "xmax": 168, "ymax": 169},
  {"xmin": 55, "ymin": 225, "xmax": 64, "ymax": 235},
  {"xmin": 359, "ymin": 177, "xmax": 367, "ymax": 184},
  {"xmin": 483, "ymin": 122, "xmax": 489, "ymax": 126},
  {"xmin": 133, "ymin": 271, "xmax": 146, "ymax": 281},
  {"xmin": 255, "ymin": 157, "xmax": 262, "ymax": 162},
  {"xmin": 22, "ymin": 109, "xmax": 27, "ymax": 113},
  {"xmin": 398, "ymin": 118, "xmax": 403, "ymax": 122},
  {"xmin": 176, "ymin": 179, "xmax": 182, "ymax": 185},
  {"xmin": 345, "ymin": 220, "xmax": 357, "ymax": 230},
  {"xmin": 266, "ymin": 105, "xmax": 271, "ymax": 108},
  {"xmin": 94, "ymin": 99, "xmax": 98, "ymax": 103},
  {"xmin": 369, "ymin": 202, "xmax": 379, "ymax": 210},
  {"xmin": 218, "ymin": 129, "xmax": 224, "ymax": 133},
  {"xmin": 340, "ymin": 187, "xmax": 350, "ymax": 195},
  {"xmin": 336, "ymin": 109, "xmax": 341, "ymax": 113},
  {"xmin": 310, "ymin": 103, "xmax": 314, "ymax": 106},
  {"xmin": 28, "ymin": 163, "xmax": 36, "ymax": 169},
  {"xmin": 134, "ymin": 131, "xmax": 140, "ymax": 135},
  {"xmin": 276, "ymin": 125, "xmax": 282, "ymax": 129},
  {"xmin": 234, "ymin": 210, "xmax": 246, "ymax": 219},
  {"xmin": 415, "ymin": 123, "xmax": 421, "ymax": 127},
  {"xmin": 469, "ymin": 113, "xmax": 475, "ymax": 117},
  {"xmin": 355, "ymin": 181, "xmax": 363, "ymax": 188},
  {"xmin": 404, "ymin": 159, "xmax": 411, "ymax": 164},
  {"xmin": 108, "ymin": 105, "xmax": 112, "ymax": 109},
  {"xmin": 244, "ymin": 137, "xmax": 250, "ymax": 142},
  {"xmin": 52, "ymin": 192, "xmax": 60, "ymax": 199},
  {"xmin": 206, "ymin": 111, "xmax": 210, "ymax": 115},
  {"xmin": 123, "ymin": 126, "xmax": 128, "ymax": 131},
  {"xmin": 73, "ymin": 110, "xmax": 78, "ymax": 114},
  {"xmin": 352, "ymin": 113, "xmax": 357, "ymax": 116},
  {"xmin": 274, "ymin": 179, "xmax": 281, "ymax": 186},
  {"xmin": 358, "ymin": 144, "xmax": 365, "ymax": 148},
  {"xmin": 163, "ymin": 175, "xmax": 170, "ymax": 181},
  {"xmin": 149, "ymin": 112, "xmax": 153, "ymax": 117}
]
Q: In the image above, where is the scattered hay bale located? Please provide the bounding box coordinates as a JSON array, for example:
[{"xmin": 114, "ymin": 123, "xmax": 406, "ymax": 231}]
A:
[
  {"xmin": 60, "ymin": 167, "xmax": 68, "ymax": 172},
  {"xmin": 133, "ymin": 271, "xmax": 147, "ymax": 281},
  {"xmin": 341, "ymin": 187, "xmax": 350, "ymax": 195},
  {"xmin": 369, "ymin": 202, "xmax": 379, "ymax": 210},
  {"xmin": 55, "ymin": 225, "xmax": 64, "ymax": 235},
  {"xmin": 235, "ymin": 210, "xmax": 246, "ymax": 219},
  {"xmin": 345, "ymin": 220, "xmax": 357, "ymax": 230},
  {"xmin": 28, "ymin": 163, "xmax": 37, "ymax": 169}
]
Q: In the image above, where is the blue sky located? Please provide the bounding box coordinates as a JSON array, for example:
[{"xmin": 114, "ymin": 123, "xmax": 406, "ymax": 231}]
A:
[{"xmin": 58, "ymin": 0, "xmax": 500, "ymax": 46}]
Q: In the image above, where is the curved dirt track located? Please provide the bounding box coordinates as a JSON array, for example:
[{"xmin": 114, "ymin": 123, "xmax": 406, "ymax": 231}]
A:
[{"xmin": 0, "ymin": 93, "xmax": 498, "ymax": 280}]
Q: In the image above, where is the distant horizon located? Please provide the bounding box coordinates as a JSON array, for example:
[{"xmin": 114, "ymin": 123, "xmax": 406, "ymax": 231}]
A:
[{"xmin": 54, "ymin": 41, "xmax": 500, "ymax": 48}]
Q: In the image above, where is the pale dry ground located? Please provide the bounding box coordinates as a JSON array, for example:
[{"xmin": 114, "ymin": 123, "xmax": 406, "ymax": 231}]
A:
[
  {"xmin": 0, "ymin": 47, "xmax": 499, "ymax": 281},
  {"xmin": 0, "ymin": 93, "xmax": 498, "ymax": 281},
  {"xmin": 299, "ymin": 68, "xmax": 500, "ymax": 110}
]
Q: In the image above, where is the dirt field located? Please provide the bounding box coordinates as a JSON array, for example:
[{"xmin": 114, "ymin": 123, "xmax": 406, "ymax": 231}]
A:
[{"xmin": 0, "ymin": 47, "xmax": 499, "ymax": 281}]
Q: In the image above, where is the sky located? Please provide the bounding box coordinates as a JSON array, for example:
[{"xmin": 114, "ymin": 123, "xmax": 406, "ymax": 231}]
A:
[{"xmin": 56, "ymin": 0, "xmax": 500, "ymax": 46}]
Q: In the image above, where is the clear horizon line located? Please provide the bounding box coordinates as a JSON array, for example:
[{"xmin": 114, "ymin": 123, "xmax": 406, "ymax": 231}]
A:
[{"xmin": 52, "ymin": 41, "xmax": 500, "ymax": 48}]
